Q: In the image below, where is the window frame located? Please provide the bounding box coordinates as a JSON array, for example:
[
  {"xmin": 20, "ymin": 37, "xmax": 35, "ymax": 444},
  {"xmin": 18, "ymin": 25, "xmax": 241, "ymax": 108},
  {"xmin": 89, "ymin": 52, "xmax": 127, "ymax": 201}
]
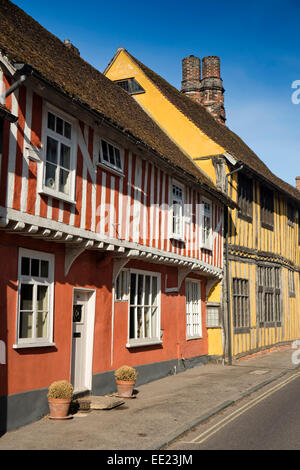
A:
[
  {"xmin": 232, "ymin": 277, "xmax": 250, "ymax": 333},
  {"xmin": 14, "ymin": 248, "xmax": 55, "ymax": 348},
  {"xmin": 169, "ymin": 180, "xmax": 185, "ymax": 242},
  {"xmin": 200, "ymin": 196, "xmax": 213, "ymax": 251},
  {"xmin": 238, "ymin": 173, "xmax": 253, "ymax": 222},
  {"xmin": 39, "ymin": 103, "xmax": 77, "ymax": 204},
  {"xmin": 260, "ymin": 185, "xmax": 274, "ymax": 231},
  {"xmin": 257, "ymin": 264, "xmax": 282, "ymax": 327},
  {"xmin": 115, "ymin": 270, "xmax": 129, "ymax": 302},
  {"xmin": 98, "ymin": 137, "xmax": 124, "ymax": 175},
  {"xmin": 206, "ymin": 302, "xmax": 221, "ymax": 328},
  {"xmin": 288, "ymin": 269, "xmax": 296, "ymax": 298},
  {"xmin": 126, "ymin": 269, "xmax": 161, "ymax": 348},
  {"xmin": 185, "ymin": 279, "xmax": 202, "ymax": 339},
  {"xmin": 114, "ymin": 77, "xmax": 145, "ymax": 95},
  {"xmin": 287, "ymin": 202, "xmax": 295, "ymax": 227}
]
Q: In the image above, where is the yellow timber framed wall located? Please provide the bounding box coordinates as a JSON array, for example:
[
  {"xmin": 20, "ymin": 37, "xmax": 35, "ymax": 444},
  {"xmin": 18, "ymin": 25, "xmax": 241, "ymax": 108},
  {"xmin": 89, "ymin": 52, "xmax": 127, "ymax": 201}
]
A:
[{"xmin": 227, "ymin": 173, "xmax": 300, "ymax": 358}]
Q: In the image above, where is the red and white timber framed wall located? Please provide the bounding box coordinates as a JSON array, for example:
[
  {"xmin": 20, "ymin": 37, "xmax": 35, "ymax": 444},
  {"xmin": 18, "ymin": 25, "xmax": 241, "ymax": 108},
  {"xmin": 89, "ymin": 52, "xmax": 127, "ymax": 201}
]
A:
[{"xmin": 0, "ymin": 61, "xmax": 224, "ymax": 431}]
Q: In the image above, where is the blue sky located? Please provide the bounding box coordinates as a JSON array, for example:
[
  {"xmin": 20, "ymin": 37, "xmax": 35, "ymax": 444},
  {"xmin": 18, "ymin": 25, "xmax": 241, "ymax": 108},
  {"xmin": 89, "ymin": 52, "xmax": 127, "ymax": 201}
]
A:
[{"xmin": 13, "ymin": 0, "xmax": 300, "ymax": 187}]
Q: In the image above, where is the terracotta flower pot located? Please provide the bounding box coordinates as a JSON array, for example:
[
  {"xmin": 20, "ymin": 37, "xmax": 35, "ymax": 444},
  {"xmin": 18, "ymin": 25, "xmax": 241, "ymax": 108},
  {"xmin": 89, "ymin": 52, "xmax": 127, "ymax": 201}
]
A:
[
  {"xmin": 116, "ymin": 379, "xmax": 135, "ymax": 398},
  {"xmin": 48, "ymin": 398, "xmax": 72, "ymax": 420}
]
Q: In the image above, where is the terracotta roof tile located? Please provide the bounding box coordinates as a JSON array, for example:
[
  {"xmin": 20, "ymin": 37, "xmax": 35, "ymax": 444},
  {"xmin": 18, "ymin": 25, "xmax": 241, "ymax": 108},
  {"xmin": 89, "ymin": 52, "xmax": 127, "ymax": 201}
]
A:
[
  {"xmin": 125, "ymin": 51, "xmax": 300, "ymax": 203},
  {"xmin": 0, "ymin": 0, "xmax": 234, "ymax": 206}
]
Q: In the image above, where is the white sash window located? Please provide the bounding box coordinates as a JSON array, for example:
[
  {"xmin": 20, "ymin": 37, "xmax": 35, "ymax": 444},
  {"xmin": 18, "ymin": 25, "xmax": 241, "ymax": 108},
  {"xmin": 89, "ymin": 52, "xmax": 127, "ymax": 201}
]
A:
[
  {"xmin": 15, "ymin": 249, "xmax": 54, "ymax": 348},
  {"xmin": 39, "ymin": 104, "xmax": 77, "ymax": 204},
  {"xmin": 127, "ymin": 270, "xmax": 161, "ymax": 347},
  {"xmin": 200, "ymin": 197, "xmax": 213, "ymax": 250}
]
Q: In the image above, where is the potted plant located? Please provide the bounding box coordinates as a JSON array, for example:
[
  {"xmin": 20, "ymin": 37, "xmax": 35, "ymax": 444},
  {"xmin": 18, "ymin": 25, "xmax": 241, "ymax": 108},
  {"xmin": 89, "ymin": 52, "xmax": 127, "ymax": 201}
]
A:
[
  {"xmin": 114, "ymin": 365, "xmax": 137, "ymax": 398},
  {"xmin": 47, "ymin": 380, "xmax": 74, "ymax": 420}
]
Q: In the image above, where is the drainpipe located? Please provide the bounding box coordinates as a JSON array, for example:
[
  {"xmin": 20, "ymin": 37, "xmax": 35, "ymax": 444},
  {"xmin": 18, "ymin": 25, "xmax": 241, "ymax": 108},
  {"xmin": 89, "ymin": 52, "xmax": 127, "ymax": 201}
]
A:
[{"xmin": 225, "ymin": 163, "xmax": 244, "ymax": 365}]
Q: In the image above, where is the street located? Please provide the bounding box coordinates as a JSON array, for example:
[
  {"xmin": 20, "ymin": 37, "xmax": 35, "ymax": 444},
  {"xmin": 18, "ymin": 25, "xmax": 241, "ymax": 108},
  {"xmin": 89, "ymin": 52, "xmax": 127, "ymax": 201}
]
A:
[{"xmin": 166, "ymin": 372, "xmax": 300, "ymax": 450}]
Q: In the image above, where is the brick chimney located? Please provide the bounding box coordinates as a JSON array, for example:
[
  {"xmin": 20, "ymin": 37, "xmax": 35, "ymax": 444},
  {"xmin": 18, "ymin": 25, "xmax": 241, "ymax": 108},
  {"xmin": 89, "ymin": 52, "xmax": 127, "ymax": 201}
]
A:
[
  {"xmin": 181, "ymin": 55, "xmax": 226, "ymax": 125},
  {"xmin": 64, "ymin": 39, "xmax": 80, "ymax": 57},
  {"xmin": 200, "ymin": 56, "xmax": 226, "ymax": 124},
  {"xmin": 296, "ymin": 176, "xmax": 300, "ymax": 191},
  {"xmin": 181, "ymin": 55, "xmax": 202, "ymax": 101}
]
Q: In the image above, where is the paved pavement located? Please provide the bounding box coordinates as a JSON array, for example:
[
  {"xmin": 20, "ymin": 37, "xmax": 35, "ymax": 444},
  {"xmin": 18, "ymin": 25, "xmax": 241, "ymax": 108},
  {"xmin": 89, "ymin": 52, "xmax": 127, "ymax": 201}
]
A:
[{"xmin": 0, "ymin": 345, "xmax": 298, "ymax": 450}]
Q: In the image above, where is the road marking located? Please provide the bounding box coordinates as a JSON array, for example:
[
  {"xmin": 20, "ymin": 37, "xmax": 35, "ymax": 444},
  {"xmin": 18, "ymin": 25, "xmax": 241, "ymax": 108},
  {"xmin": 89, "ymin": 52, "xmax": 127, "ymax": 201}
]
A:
[{"xmin": 185, "ymin": 372, "xmax": 300, "ymax": 445}]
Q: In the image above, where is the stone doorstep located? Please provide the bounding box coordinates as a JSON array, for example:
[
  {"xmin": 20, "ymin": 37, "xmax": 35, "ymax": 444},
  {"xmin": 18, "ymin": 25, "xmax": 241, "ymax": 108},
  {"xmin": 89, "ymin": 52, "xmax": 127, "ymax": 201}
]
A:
[{"xmin": 72, "ymin": 395, "xmax": 125, "ymax": 412}]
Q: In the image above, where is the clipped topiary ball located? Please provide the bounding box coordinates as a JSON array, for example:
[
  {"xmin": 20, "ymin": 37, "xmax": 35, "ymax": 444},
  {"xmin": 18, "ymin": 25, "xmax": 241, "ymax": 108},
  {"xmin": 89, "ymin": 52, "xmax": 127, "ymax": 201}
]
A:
[
  {"xmin": 47, "ymin": 380, "xmax": 74, "ymax": 399},
  {"xmin": 114, "ymin": 365, "xmax": 137, "ymax": 382}
]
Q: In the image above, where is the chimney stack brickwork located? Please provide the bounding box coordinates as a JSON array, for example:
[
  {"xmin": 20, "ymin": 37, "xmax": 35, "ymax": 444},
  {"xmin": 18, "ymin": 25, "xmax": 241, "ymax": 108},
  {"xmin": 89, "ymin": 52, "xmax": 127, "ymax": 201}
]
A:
[
  {"xmin": 181, "ymin": 55, "xmax": 226, "ymax": 125},
  {"xmin": 64, "ymin": 39, "xmax": 80, "ymax": 57},
  {"xmin": 296, "ymin": 176, "xmax": 300, "ymax": 191}
]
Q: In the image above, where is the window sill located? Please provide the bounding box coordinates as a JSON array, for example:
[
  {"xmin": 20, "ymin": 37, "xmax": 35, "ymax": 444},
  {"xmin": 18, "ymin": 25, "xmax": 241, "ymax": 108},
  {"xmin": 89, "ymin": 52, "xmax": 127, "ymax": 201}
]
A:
[
  {"xmin": 97, "ymin": 162, "xmax": 124, "ymax": 178},
  {"xmin": 261, "ymin": 222, "xmax": 274, "ymax": 231},
  {"xmin": 201, "ymin": 246, "xmax": 213, "ymax": 252},
  {"xmin": 186, "ymin": 335, "xmax": 203, "ymax": 341},
  {"xmin": 13, "ymin": 342, "xmax": 56, "ymax": 349},
  {"xmin": 126, "ymin": 339, "xmax": 162, "ymax": 348},
  {"xmin": 169, "ymin": 234, "xmax": 185, "ymax": 243},
  {"xmin": 259, "ymin": 322, "xmax": 282, "ymax": 328},
  {"xmin": 234, "ymin": 327, "xmax": 250, "ymax": 334},
  {"xmin": 39, "ymin": 189, "xmax": 76, "ymax": 205},
  {"xmin": 238, "ymin": 212, "xmax": 253, "ymax": 223}
]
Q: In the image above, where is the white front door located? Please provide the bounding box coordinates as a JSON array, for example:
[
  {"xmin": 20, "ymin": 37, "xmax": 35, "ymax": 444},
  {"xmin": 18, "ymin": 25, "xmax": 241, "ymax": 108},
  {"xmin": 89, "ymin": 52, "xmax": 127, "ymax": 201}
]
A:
[
  {"xmin": 185, "ymin": 280, "xmax": 202, "ymax": 339},
  {"xmin": 71, "ymin": 290, "xmax": 90, "ymax": 393}
]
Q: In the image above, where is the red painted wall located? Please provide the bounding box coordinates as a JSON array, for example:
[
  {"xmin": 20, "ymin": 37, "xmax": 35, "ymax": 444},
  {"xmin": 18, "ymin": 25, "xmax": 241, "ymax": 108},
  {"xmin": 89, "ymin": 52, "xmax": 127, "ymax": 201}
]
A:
[{"xmin": 0, "ymin": 234, "xmax": 208, "ymax": 397}]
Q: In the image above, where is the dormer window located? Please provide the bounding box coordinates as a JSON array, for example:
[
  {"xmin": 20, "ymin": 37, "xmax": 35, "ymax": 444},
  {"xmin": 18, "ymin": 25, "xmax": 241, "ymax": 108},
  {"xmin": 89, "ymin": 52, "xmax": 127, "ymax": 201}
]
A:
[{"xmin": 114, "ymin": 78, "xmax": 145, "ymax": 95}]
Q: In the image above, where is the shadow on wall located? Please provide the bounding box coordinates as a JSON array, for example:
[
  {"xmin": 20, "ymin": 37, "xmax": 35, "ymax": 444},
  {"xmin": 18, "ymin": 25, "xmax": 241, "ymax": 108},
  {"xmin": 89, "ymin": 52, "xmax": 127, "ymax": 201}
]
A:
[{"xmin": 0, "ymin": 252, "xmax": 8, "ymax": 437}]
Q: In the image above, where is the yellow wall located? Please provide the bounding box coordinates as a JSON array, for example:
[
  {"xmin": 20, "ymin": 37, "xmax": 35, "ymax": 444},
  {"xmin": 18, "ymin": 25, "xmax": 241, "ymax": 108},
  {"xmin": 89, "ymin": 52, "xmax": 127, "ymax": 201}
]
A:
[
  {"xmin": 227, "ymin": 172, "xmax": 300, "ymax": 357},
  {"xmin": 105, "ymin": 50, "xmax": 225, "ymax": 184},
  {"xmin": 208, "ymin": 329, "xmax": 223, "ymax": 356},
  {"xmin": 106, "ymin": 49, "xmax": 300, "ymax": 359}
]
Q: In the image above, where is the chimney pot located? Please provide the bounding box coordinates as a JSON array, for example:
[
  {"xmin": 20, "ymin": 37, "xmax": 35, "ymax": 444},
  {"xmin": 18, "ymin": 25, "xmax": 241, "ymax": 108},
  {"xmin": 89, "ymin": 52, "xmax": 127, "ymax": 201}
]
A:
[
  {"xmin": 181, "ymin": 54, "xmax": 226, "ymax": 124},
  {"xmin": 64, "ymin": 39, "xmax": 80, "ymax": 56},
  {"xmin": 181, "ymin": 55, "xmax": 201, "ymax": 97}
]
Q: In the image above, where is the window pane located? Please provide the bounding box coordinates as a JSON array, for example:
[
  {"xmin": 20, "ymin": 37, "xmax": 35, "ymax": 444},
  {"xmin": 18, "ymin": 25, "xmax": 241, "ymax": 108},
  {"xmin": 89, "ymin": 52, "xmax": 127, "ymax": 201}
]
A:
[
  {"xmin": 21, "ymin": 257, "xmax": 30, "ymax": 276},
  {"xmin": 152, "ymin": 277, "xmax": 157, "ymax": 306},
  {"xmin": 36, "ymin": 311, "xmax": 48, "ymax": 338},
  {"xmin": 40, "ymin": 260, "xmax": 49, "ymax": 278},
  {"xmin": 129, "ymin": 307, "xmax": 135, "ymax": 339},
  {"xmin": 115, "ymin": 148, "xmax": 121, "ymax": 169},
  {"xmin": 137, "ymin": 275, "xmax": 143, "ymax": 305},
  {"xmin": 102, "ymin": 141, "xmax": 109, "ymax": 162},
  {"xmin": 60, "ymin": 143, "xmax": 71, "ymax": 169},
  {"xmin": 37, "ymin": 285, "xmax": 48, "ymax": 311},
  {"xmin": 151, "ymin": 307, "xmax": 158, "ymax": 338},
  {"xmin": 130, "ymin": 273, "xmax": 136, "ymax": 305},
  {"xmin": 31, "ymin": 258, "xmax": 40, "ymax": 277},
  {"xmin": 137, "ymin": 307, "xmax": 143, "ymax": 338},
  {"xmin": 20, "ymin": 284, "xmax": 33, "ymax": 310},
  {"xmin": 59, "ymin": 168, "xmax": 70, "ymax": 195},
  {"xmin": 144, "ymin": 276, "xmax": 151, "ymax": 305},
  {"xmin": 56, "ymin": 117, "xmax": 63, "ymax": 135},
  {"xmin": 108, "ymin": 144, "xmax": 115, "ymax": 165},
  {"xmin": 45, "ymin": 162, "xmax": 57, "ymax": 189},
  {"xmin": 46, "ymin": 136, "xmax": 58, "ymax": 164},
  {"xmin": 19, "ymin": 311, "xmax": 33, "ymax": 338},
  {"xmin": 64, "ymin": 121, "xmax": 71, "ymax": 139},
  {"xmin": 144, "ymin": 307, "xmax": 150, "ymax": 337},
  {"xmin": 48, "ymin": 112, "xmax": 55, "ymax": 131}
]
